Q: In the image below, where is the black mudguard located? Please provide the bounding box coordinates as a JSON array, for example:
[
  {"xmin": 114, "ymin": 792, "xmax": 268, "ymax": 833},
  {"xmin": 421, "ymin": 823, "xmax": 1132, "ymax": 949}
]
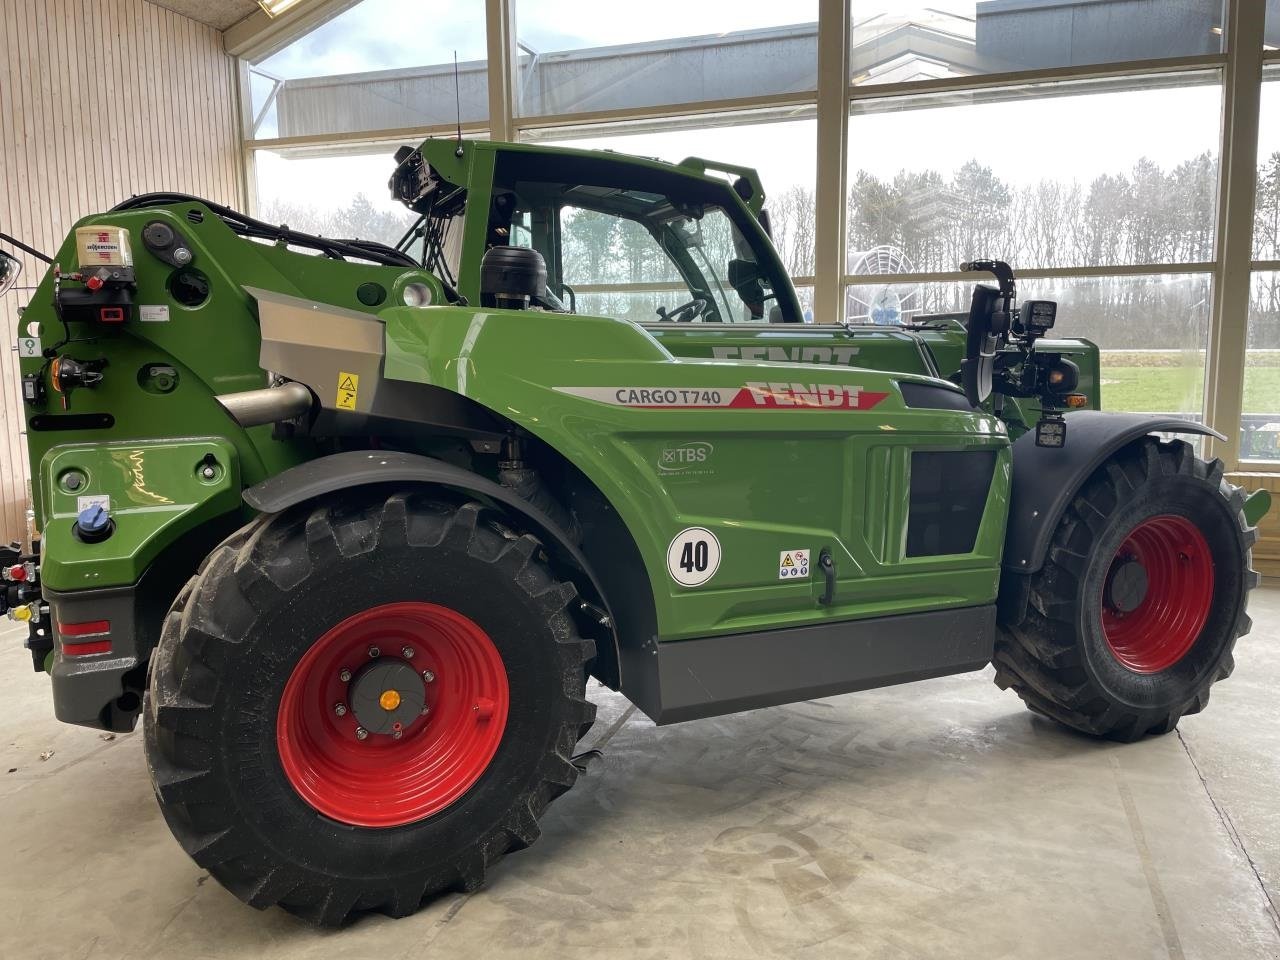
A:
[
  {"xmin": 998, "ymin": 411, "xmax": 1225, "ymax": 624},
  {"xmin": 243, "ymin": 451, "xmax": 622, "ymax": 688}
]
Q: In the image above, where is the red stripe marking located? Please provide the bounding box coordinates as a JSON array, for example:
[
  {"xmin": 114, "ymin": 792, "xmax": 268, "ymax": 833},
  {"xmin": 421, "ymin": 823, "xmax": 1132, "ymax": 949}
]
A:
[
  {"xmin": 59, "ymin": 619, "xmax": 110, "ymax": 637},
  {"xmin": 63, "ymin": 639, "xmax": 112, "ymax": 656}
]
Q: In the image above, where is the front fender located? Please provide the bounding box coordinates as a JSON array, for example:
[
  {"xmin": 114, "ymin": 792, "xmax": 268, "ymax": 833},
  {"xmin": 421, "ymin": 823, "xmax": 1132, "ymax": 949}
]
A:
[
  {"xmin": 243, "ymin": 451, "xmax": 622, "ymax": 688},
  {"xmin": 1003, "ymin": 411, "xmax": 1225, "ymax": 576}
]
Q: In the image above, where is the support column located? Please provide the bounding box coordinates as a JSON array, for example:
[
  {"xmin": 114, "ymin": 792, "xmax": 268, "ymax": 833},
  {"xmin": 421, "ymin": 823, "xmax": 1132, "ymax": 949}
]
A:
[
  {"xmin": 485, "ymin": 0, "xmax": 517, "ymax": 142},
  {"xmin": 812, "ymin": 0, "xmax": 852, "ymax": 324},
  {"xmin": 1204, "ymin": 0, "xmax": 1265, "ymax": 466}
]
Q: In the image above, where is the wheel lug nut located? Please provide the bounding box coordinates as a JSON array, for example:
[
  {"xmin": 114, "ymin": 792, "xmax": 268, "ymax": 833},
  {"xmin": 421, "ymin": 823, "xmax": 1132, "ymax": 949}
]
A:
[
  {"xmin": 422, "ymin": 670, "xmax": 435, "ymax": 683},
  {"xmin": 334, "ymin": 703, "xmax": 347, "ymax": 717},
  {"xmin": 338, "ymin": 668, "xmax": 351, "ymax": 682},
  {"xmin": 402, "ymin": 646, "xmax": 415, "ymax": 659},
  {"xmin": 368, "ymin": 646, "xmax": 380, "ymax": 658},
  {"xmin": 355, "ymin": 726, "xmax": 368, "ymax": 740},
  {"xmin": 392, "ymin": 729, "xmax": 403, "ymax": 740}
]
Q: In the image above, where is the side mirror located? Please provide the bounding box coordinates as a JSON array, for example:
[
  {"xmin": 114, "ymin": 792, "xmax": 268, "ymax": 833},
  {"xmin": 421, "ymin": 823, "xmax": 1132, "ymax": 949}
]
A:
[{"xmin": 0, "ymin": 250, "xmax": 21, "ymax": 297}]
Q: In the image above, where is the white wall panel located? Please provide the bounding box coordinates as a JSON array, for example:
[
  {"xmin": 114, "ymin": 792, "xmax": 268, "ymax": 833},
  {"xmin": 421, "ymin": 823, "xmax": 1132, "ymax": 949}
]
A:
[{"xmin": 0, "ymin": 0, "xmax": 243, "ymax": 543}]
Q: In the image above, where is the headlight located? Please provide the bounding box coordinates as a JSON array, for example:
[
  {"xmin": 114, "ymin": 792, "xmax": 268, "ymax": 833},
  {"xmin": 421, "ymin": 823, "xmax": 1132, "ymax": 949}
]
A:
[
  {"xmin": 402, "ymin": 282, "xmax": 433, "ymax": 307},
  {"xmin": 0, "ymin": 251, "xmax": 22, "ymax": 297}
]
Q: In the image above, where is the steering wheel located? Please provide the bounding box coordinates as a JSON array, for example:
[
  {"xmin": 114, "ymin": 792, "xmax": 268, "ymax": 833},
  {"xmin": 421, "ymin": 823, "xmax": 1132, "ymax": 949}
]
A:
[{"xmin": 656, "ymin": 296, "xmax": 709, "ymax": 323}]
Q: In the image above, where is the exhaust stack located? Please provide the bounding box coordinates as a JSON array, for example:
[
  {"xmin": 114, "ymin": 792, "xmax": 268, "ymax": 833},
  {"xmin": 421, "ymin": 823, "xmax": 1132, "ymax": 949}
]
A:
[{"xmin": 217, "ymin": 381, "xmax": 313, "ymax": 428}]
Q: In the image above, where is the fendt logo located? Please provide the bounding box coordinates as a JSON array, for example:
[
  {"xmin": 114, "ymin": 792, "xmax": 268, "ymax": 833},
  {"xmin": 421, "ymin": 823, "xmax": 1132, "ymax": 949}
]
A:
[
  {"xmin": 658, "ymin": 441, "xmax": 714, "ymax": 473},
  {"xmin": 712, "ymin": 345, "xmax": 860, "ymax": 364}
]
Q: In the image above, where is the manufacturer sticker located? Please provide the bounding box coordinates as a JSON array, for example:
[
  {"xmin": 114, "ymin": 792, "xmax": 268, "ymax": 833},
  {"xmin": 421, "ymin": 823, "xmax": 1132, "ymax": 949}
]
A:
[
  {"xmin": 17, "ymin": 335, "xmax": 40, "ymax": 358},
  {"xmin": 76, "ymin": 494, "xmax": 110, "ymax": 513},
  {"xmin": 658, "ymin": 441, "xmax": 714, "ymax": 474},
  {"xmin": 779, "ymin": 549, "xmax": 810, "ymax": 580},
  {"xmin": 139, "ymin": 304, "xmax": 170, "ymax": 322},
  {"xmin": 336, "ymin": 371, "xmax": 359, "ymax": 410},
  {"xmin": 711, "ymin": 345, "xmax": 860, "ymax": 364},
  {"xmin": 666, "ymin": 527, "xmax": 721, "ymax": 587},
  {"xmin": 557, "ymin": 383, "xmax": 888, "ymax": 411}
]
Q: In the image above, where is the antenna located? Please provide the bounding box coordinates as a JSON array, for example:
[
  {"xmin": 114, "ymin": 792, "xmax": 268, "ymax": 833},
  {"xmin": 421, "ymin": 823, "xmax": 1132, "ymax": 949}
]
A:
[{"xmin": 453, "ymin": 51, "xmax": 464, "ymax": 157}]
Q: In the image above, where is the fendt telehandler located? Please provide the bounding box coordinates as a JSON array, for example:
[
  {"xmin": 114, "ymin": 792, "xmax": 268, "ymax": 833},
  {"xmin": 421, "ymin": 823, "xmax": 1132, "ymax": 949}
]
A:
[{"xmin": 1, "ymin": 137, "xmax": 1270, "ymax": 925}]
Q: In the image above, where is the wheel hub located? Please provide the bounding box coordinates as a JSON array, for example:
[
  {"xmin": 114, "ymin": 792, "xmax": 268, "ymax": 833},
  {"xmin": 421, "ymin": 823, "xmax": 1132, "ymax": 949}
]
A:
[
  {"xmin": 1104, "ymin": 557, "xmax": 1149, "ymax": 614},
  {"xmin": 1100, "ymin": 514, "xmax": 1214, "ymax": 674},
  {"xmin": 276, "ymin": 601, "xmax": 510, "ymax": 827},
  {"xmin": 348, "ymin": 659, "xmax": 426, "ymax": 736}
]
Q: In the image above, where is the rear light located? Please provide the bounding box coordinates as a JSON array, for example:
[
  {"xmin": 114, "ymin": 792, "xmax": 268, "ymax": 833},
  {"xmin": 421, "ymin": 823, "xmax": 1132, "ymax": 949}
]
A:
[{"xmin": 59, "ymin": 619, "xmax": 112, "ymax": 657}]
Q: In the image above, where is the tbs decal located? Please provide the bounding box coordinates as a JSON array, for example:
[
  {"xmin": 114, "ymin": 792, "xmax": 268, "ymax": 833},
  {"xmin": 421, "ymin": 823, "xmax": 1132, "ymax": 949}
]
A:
[{"xmin": 658, "ymin": 441, "xmax": 714, "ymax": 473}]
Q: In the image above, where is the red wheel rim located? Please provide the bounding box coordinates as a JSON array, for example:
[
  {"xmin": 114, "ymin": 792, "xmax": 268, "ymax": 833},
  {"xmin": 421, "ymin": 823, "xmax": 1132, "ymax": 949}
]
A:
[
  {"xmin": 277, "ymin": 602, "xmax": 509, "ymax": 827},
  {"xmin": 1100, "ymin": 514, "xmax": 1214, "ymax": 674}
]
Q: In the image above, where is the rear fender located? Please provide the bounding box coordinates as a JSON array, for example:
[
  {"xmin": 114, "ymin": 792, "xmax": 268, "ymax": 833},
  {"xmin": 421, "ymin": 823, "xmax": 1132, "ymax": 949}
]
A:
[{"xmin": 243, "ymin": 451, "xmax": 622, "ymax": 688}]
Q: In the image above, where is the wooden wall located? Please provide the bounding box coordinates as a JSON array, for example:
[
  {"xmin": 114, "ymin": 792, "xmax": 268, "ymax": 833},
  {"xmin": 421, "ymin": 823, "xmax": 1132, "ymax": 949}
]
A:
[{"xmin": 0, "ymin": 0, "xmax": 244, "ymax": 544}]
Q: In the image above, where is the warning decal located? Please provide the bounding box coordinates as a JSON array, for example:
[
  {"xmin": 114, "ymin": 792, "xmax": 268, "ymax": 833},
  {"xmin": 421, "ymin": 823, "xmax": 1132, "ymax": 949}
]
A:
[
  {"xmin": 336, "ymin": 371, "xmax": 359, "ymax": 410},
  {"xmin": 779, "ymin": 549, "xmax": 810, "ymax": 580},
  {"xmin": 555, "ymin": 383, "xmax": 888, "ymax": 411}
]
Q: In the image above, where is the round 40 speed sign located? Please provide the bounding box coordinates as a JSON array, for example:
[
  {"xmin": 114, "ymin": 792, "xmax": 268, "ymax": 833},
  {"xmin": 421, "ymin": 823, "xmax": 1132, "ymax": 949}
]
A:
[{"xmin": 666, "ymin": 527, "xmax": 721, "ymax": 587}]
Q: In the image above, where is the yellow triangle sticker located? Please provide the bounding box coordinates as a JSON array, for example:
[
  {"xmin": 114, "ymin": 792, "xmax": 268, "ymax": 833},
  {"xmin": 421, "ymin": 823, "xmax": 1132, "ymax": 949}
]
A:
[
  {"xmin": 336, "ymin": 371, "xmax": 359, "ymax": 410},
  {"xmin": 781, "ymin": 553, "xmax": 794, "ymax": 567}
]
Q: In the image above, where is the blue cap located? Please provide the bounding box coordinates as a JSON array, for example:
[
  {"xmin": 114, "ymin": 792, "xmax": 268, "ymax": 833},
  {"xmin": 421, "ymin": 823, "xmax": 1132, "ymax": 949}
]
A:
[{"xmin": 75, "ymin": 502, "xmax": 113, "ymax": 543}]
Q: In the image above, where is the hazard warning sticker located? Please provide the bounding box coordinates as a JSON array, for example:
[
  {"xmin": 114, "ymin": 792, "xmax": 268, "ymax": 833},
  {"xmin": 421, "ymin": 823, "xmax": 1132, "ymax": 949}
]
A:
[
  {"xmin": 336, "ymin": 371, "xmax": 359, "ymax": 410},
  {"xmin": 555, "ymin": 383, "xmax": 888, "ymax": 411},
  {"xmin": 779, "ymin": 549, "xmax": 810, "ymax": 580}
]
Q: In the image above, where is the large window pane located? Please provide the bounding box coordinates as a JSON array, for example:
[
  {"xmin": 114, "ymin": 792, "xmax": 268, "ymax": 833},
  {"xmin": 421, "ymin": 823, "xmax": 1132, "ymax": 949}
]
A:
[
  {"xmin": 850, "ymin": 1, "xmax": 1225, "ymax": 87},
  {"xmin": 249, "ymin": 0, "xmax": 488, "ymax": 140},
  {"xmin": 1256, "ymin": 71, "xmax": 1280, "ymax": 262},
  {"xmin": 847, "ymin": 76, "xmax": 1222, "ymax": 274},
  {"xmin": 514, "ymin": 1, "xmax": 818, "ymax": 117},
  {"xmin": 522, "ymin": 113, "xmax": 817, "ymax": 277},
  {"xmin": 1243, "ymin": 271, "xmax": 1280, "ymax": 461},
  {"xmin": 253, "ymin": 147, "xmax": 418, "ymax": 248},
  {"xmin": 847, "ymin": 273, "xmax": 1211, "ymax": 418}
]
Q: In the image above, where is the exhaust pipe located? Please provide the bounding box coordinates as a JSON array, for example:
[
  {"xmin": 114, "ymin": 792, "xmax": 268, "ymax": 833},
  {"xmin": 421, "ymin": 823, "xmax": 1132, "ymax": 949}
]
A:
[{"xmin": 216, "ymin": 381, "xmax": 314, "ymax": 428}]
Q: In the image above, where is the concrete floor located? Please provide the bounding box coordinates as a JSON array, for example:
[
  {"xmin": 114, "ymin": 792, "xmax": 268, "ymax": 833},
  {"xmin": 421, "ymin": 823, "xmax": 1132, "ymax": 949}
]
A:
[{"xmin": 1, "ymin": 591, "xmax": 1279, "ymax": 960}]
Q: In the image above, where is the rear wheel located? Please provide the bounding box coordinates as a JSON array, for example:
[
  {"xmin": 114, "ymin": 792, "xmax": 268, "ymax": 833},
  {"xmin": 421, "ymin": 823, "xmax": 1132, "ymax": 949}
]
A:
[
  {"xmin": 994, "ymin": 437, "xmax": 1259, "ymax": 741},
  {"xmin": 144, "ymin": 492, "xmax": 596, "ymax": 925}
]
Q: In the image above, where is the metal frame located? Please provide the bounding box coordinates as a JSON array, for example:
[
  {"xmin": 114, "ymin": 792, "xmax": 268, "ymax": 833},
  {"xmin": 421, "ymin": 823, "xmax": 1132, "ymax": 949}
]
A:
[{"xmin": 231, "ymin": 0, "xmax": 1276, "ymax": 472}]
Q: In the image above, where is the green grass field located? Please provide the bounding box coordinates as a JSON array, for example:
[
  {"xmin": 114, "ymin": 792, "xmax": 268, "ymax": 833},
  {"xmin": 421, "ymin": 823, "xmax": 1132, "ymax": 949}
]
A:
[{"xmin": 1100, "ymin": 351, "xmax": 1280, "ymax": 415}]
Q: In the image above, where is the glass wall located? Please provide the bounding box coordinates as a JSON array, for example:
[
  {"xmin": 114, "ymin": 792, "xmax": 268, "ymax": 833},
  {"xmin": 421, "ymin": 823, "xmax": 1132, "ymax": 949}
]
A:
[
  {"xmin": 514, "ymin": 0, "xmax": 819, "ymax": 116},
  {"xmin": 850, "ymin": 1, "xmax": 1225, "ymax": 86},
  {"xmin": 252, "ymin": 147, "xmax": 418, "ymax": 247},
  {"xmin": 237, "ymin": 0, "xmax": 1280, "ymax": 469},
  {"xmin": 248, "ymin": 0, "xmax": 489, "ymax": 140}
]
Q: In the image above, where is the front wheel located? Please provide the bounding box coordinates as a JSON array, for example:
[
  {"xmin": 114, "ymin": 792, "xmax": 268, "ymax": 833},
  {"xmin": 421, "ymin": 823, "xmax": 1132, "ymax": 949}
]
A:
[
  {"xmin": 144, "ymin": 492, "xmax": 595, "ymax": 925},
  {"xmin": 994, "ymin": 437, "xmax": 1259, "ymax": 742}
]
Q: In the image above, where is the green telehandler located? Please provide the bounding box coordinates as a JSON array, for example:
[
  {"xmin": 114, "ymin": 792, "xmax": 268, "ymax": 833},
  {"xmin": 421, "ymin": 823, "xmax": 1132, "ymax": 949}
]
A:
[{"xmin": 0, "ymin": 136, "xmax": 1269, "ymax": 925}]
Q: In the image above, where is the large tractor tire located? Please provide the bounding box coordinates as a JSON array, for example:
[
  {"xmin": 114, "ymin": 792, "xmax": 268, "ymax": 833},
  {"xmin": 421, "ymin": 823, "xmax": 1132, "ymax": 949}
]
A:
[
  {"xmin": 143, "ymin": 491, "xmax": 596, "ymax": 925},
  {"xmin": 994, "ymin": 437, "xmax": 1259, "ymax": 742}
]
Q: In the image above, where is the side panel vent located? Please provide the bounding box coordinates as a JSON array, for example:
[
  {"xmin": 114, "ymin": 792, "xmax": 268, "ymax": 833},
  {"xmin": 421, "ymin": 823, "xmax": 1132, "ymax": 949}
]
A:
[{"xmin": 906, "ymin": 450, "xmax": 997, "ymax": 557}]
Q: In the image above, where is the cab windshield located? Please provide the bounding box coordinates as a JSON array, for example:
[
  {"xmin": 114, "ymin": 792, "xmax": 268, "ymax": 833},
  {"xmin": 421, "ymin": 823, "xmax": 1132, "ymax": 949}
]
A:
[{"xmin": 489, "ymin": 150, "xmax": 797, "ymax": 323}]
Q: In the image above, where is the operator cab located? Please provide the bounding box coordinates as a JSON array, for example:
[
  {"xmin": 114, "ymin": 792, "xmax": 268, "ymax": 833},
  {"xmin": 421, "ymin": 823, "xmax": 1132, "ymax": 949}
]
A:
[{"xmin": 390, "ymin": 142, "xmax": 802, "ymax": 324}]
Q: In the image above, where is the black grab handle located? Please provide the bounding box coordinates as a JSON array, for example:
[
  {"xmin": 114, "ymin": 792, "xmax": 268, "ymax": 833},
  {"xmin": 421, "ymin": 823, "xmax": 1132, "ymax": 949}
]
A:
[{"xmin": 818, "ymin": 548, "xmax": 835, "ymax": 606}]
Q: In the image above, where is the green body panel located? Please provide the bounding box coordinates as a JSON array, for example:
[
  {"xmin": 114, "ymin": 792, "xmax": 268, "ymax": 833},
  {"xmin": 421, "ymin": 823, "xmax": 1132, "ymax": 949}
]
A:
[
  {"xmin": 18, "ymin": 205, "xmax": 445, "ymax": 535},
  {"xmin": 38, "ymin": 438, "xmax": 240, "ymax": 591},
  {"xmin": 383, "ymin": 304, "xmax": 1011, "ymax": 641}
]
